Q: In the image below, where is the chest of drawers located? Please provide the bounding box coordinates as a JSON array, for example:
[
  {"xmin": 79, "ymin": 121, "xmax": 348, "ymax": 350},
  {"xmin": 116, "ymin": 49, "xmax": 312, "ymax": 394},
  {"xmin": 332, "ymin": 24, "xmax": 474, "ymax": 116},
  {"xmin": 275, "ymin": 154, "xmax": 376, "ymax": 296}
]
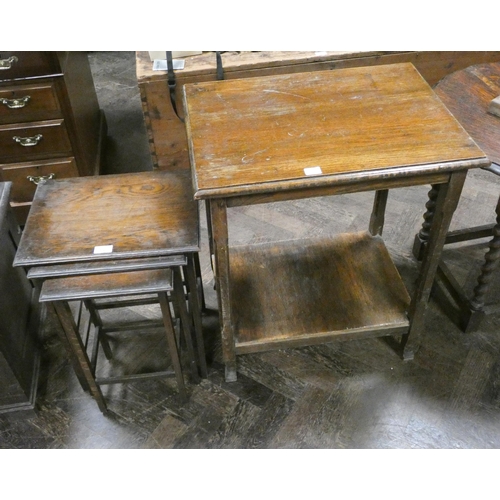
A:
[{"xmin": 0, "ymin": 51, "xmax": 106, "ymax": 225}]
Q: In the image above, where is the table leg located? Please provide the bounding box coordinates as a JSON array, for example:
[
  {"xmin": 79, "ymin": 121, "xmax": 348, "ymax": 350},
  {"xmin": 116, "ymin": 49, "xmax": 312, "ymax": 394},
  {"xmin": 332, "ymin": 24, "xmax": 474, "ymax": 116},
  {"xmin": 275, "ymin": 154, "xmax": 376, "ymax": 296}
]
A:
[
  {"xmin": 52, "ymin": 300, "xmax": 108, "ymax": 414},
  {"xmin": 158, "ymin": 291, "xmax": 187, "ymax": 400},
  {"xmin": 412, "ymin": 184, "xmax": 440, "ymax": 261},
  {"xmin": 369, "ymin": 189, "xmax": 389, "ymax": 236},
  {"xmin": 185, "ymin": 253, "xmax": 208, "ymax": 377},
  {"xmin": 48, "ymin": 302, "xmax": 91, "ymax": 393},
  {"xmin": 193, "ymin": 252, "xmax": 206, "ymax": 311},
  {"xmin": 205, "ymin": 199, "xmax": 215, "ymax": 272},
  {"xmin": 470, "ymin": 194, "xmax": 500, "ymax": 312},
  {"xmin": 83, "ymin": 299, "xmax": 113, "ymax": 363},
  {"xmin": 402, "ymin": 171, "xmax": 467, "ymax": 359},
  {"xmin": 172, "ymin": 267, "xmax": 200, "ymax": 383},
  {"xmin": 210, "ymin": 199, "xmax": 237, "ymax": 382}
]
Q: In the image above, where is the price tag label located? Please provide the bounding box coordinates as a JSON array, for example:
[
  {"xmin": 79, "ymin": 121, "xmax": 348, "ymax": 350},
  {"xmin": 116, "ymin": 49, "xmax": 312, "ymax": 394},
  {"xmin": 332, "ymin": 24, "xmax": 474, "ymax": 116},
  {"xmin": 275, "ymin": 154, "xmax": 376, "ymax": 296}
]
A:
[
  {"xmin": 304, "ymin": 166, "xmax": 323, "ymax": 176},
  {"xmin": 93, "ymin": 245, "xmax": 113, "ymax": 254}
]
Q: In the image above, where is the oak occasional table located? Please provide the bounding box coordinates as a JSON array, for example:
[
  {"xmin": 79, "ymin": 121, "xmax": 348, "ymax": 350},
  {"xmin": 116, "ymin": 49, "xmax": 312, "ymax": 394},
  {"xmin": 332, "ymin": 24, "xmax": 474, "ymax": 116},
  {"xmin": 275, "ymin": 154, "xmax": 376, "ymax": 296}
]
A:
[
  {"xmin": 13, "ymin": 170, "xmax": 204, "ymax": 411},
  {"xmin": 183, "ymin": 62, "xmax": 490, "ymax": 382},
  {"xmin": 416, "ymin": 62, "xmax": 500, "ymax": 331}
]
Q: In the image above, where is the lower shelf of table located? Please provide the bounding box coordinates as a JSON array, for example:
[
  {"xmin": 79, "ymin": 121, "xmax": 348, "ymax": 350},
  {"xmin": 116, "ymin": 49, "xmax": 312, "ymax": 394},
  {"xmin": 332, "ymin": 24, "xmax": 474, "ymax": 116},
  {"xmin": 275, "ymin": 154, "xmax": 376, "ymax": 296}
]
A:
[{"xmin": 229, "ymin": 231, "xmax": 411, "ymax": 354}]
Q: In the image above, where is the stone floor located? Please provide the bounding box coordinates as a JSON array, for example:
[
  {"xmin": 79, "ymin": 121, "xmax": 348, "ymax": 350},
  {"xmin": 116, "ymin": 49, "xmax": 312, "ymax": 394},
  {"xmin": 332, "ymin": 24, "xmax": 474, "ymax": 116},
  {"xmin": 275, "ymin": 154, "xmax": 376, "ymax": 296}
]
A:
[{"xmin": 2, "ymin": 53, "xmax": 500, "ymax": 458}]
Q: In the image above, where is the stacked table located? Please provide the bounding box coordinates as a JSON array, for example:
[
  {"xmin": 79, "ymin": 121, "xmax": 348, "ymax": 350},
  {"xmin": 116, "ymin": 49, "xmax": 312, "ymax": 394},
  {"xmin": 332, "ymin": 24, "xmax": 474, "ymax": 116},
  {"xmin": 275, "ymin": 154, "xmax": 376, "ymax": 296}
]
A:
[{"xmin": 13, "ymin": 170, "xmax": 205, "ymax": 411}]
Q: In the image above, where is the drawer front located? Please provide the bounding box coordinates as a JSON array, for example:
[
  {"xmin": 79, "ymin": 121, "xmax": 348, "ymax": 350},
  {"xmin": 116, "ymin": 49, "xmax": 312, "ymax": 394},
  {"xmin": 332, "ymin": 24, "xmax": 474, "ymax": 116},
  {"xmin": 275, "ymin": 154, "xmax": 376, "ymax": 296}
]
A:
[
  {"xmin": 0, "ymin": 52, "xmax": 59, "ymax": 81},
  {"xmin": 1, "ymin": 157, "xmax": 78, "ymax": 203},
  {"xmin": 0, "ymin": 120, "xmax": 72, "ymax": 162},
  {"xmin": 0, "ymin": 81, "xmax": 61, "ymax": 124}
]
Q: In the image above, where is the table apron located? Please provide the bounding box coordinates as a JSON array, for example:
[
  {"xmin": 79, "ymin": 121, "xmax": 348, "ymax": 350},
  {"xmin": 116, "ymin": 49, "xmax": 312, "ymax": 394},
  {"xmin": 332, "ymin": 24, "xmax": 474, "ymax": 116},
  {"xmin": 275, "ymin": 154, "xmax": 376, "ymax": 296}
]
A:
[{"xmin": 224, "ymin": 171, "xmax": 453, "ymax": 207}]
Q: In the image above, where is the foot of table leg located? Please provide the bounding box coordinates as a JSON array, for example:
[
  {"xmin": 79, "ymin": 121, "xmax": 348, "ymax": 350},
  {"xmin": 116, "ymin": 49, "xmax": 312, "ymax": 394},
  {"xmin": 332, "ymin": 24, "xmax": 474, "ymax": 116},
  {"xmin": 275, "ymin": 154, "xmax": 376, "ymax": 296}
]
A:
[
  {"xmin": 463, "ymin": 310, "xmax": 485, "ymax": 333},
  {"xmin": 402, "ymin": 345, "xmax": 415, "ymax": 361},
  {"xmin": 225, "ymin": 362, "xmax": 237, "ymax": 382},
  {"xmin": 412, "ymin": 233, "xmax": 427, "ymax": 261}
]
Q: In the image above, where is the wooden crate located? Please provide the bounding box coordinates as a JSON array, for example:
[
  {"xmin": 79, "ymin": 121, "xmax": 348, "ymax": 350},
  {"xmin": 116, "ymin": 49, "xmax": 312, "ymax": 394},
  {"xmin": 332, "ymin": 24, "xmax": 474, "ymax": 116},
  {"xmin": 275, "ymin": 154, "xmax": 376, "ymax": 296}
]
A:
[{"xmin": 136, "ymin": 51, "xmax": 500, "ymax": 171}]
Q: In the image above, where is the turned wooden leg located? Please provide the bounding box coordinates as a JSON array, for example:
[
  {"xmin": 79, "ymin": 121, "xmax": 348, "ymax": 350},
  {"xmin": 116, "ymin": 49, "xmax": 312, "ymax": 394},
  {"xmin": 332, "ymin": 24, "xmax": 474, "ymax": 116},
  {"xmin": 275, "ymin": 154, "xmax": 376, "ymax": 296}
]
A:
[
  {"xmin": 470, "ymin": 194, "xmax": 500, "ymax": 313},
  {"xmin": 413, "ymin": 184, "xmax": 440, "ymax": 261}
]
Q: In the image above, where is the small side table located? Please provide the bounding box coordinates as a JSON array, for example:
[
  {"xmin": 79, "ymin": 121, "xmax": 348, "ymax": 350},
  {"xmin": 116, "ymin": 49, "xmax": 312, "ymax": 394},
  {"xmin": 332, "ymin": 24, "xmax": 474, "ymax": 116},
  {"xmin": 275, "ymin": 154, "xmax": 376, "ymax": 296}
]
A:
[
  {"xmin": 13, "ymin": 170, "xmax": 206, "ymax": 411},
  {"xmin": 413, "ymin": 62, "xmax": 500, "ymax": 331},
  {"xmin": 183, "ymin": 62, "xmax": 490, "ymax": 382}
]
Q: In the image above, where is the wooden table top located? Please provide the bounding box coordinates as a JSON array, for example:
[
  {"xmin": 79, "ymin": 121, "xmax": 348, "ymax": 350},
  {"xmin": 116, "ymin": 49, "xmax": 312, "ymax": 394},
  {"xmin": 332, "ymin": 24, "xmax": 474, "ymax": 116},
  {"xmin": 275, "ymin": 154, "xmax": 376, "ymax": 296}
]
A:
[
  {"xmin": 14, "ymin": 170, "xmax": 199, "ymax": 267},
  {"xmin": 434, "ymin": 62, "xmax": 500, "ymax": 168},
  {"xmin": 183, "ymin": 62, "xmax": 489, "ymax": 200}
]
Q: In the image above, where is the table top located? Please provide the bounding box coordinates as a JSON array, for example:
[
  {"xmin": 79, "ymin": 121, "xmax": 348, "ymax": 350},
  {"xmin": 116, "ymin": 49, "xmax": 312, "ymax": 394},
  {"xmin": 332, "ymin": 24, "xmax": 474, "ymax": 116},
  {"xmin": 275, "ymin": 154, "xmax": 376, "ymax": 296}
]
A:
[
  {"xmin": 434, "ymin": 62, "xmax": 500, "ymax": 169},
  {"xmin": 14, "ymin": 170, "xmax": 199, "ymax": 267},
  {"xmin": 183, "ymin": 62, "xmax": 489, "ymax": 200}
]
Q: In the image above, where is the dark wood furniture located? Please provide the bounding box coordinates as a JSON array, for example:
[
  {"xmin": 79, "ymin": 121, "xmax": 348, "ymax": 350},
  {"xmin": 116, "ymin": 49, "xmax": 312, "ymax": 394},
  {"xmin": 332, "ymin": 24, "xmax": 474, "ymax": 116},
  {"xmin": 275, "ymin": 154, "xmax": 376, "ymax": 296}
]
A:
[
  {"xmin": 137, "ymin": 50, "xmax": 500, "ymax": 171},
  {"xmin": 13, "ymin": 170, "xmax": 207, "ymax": 413},
  {"xmin": 183, "ymin": 62, "xmax": 490, "ymax": 382},
  {"xmin": 413, "ymin": 62, "xmax": 500, "ymax": 331},
  {"xmin": 38, "ymin": 265, "xmax": 194, "ymax": 412},
  {"xmin": 0, "ymin": 181, "xmax": 41, "ymax": 415},
  {"xmin": 0, "ymin": 51, "xmax": 106, "ymax": 225}
]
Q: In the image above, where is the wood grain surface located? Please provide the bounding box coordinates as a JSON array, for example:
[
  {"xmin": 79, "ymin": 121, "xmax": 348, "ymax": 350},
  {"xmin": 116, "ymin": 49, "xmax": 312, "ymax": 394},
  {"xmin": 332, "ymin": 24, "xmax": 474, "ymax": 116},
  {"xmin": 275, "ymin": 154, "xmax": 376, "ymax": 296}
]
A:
[
  {"xmin": 39, "ymin": 268, "xmax": 173, "ymax": 302},
  {"xmin": 14, "ymin": 169, "xmax": 199, "ymax": 266},
  {"xmin": 434, "ymin": 61, "xmax": 500, "ymax": 167},
  {"xmin": 6, "ymin": 52, "xmax": 500, "ymax": 450},
  {"xmin": 230, "ymin": 232, "xmax": 410, "ymax": 352},
  {"xmin": 184, "ymin": 63, "xmax": 487, "ymax": 199}
]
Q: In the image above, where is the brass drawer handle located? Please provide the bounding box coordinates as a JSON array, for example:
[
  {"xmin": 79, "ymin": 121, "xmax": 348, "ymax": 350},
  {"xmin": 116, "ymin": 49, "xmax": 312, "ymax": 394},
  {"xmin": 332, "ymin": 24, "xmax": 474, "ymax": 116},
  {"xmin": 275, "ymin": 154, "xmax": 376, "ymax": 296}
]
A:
[
  {"xmin": 13, "ymin": 134, "xmax": 43, "ymax": 146},
  {"xmin": 27, "ymin": 173, "xmax": 55, "ymax": 185},
  {"xmin": 1, "ymin": 95, "xmax": 30, "ymax": 109},
  {"xmin": 0, "ymin": 56, "xmax": 18, "ymax": 70}
]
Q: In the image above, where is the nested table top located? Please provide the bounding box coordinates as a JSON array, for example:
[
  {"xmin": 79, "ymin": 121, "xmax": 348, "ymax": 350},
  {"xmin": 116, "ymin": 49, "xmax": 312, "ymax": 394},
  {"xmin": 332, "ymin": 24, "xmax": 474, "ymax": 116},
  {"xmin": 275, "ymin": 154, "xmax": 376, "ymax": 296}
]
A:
[
  {"xmin": 183, "ymin": 62, "xmax": 489, "ymax": 200},
  {"xmin": 434, "ymin": 62, "xmax": 500, "ymax": 168},
  {"xmin": 14, "ymin": 170, "xmax": 199, "ymax": 267}
]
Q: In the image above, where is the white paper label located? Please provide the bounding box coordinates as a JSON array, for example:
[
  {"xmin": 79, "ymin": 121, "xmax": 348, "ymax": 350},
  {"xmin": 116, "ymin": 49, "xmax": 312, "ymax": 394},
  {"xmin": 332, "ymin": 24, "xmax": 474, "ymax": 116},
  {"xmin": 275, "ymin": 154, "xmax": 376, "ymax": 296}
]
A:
[
  {"xmin": 304, "ymin": 166, "xmax": 323, "ymax": 176},
  {"xmin": 93, "ymin": 245, "xmax": 113, "ymax": 254},
  {"xmin": 153, "ymin": 59, "xmax": 185, "ymax": 71}
]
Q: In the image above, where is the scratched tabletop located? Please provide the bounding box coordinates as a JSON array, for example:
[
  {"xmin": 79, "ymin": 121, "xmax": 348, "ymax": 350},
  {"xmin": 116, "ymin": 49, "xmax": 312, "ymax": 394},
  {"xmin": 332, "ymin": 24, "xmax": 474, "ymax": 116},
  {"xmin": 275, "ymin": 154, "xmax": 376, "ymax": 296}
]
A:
[{"xmin": 183, "ymin": 63, "xmax": 485, "ymax": 200}]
